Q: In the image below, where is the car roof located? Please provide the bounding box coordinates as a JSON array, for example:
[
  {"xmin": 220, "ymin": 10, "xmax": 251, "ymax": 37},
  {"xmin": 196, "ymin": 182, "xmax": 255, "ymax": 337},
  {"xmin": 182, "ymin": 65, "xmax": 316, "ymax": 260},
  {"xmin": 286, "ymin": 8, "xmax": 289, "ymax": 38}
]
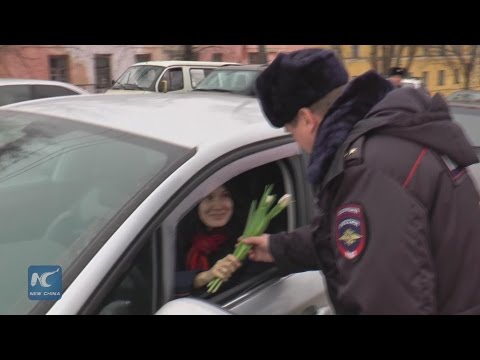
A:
[
  {"xmin": 131, "ymin": 60, "xmax": 239, "ymax": 67},
  {"xmin": 212, "ymin": 64, "xmax": 267, "ymax": 71},
  {"xmin": 4, "ymin": 92, "xmax": 284, "ymax": 149},
  {"xmin": 0, "ymin": 78, "xmax": 88, "ymax": 92}
]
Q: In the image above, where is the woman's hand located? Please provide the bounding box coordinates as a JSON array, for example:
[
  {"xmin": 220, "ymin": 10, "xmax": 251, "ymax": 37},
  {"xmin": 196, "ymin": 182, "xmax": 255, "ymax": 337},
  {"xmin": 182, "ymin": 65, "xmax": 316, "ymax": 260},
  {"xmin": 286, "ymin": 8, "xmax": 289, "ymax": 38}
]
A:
[{"xmin": 193, "ymin": 254, "xmax": 241, "ymax": 288}]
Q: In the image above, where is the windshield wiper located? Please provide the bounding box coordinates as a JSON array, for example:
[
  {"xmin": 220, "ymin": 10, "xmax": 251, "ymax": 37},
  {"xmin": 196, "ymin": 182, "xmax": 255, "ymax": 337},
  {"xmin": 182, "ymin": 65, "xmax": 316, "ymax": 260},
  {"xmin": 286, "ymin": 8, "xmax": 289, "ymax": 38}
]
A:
[
  {"xmin": 111, "ymin": 80, "xmax": 126, "ymax": 90},
  {"xmin": 194, "ymin": 88, "xmax": 232, "ymax": 93},
  {"xmin": 123, "ymin": 83, "xmax": 147, "ymax": 91}
]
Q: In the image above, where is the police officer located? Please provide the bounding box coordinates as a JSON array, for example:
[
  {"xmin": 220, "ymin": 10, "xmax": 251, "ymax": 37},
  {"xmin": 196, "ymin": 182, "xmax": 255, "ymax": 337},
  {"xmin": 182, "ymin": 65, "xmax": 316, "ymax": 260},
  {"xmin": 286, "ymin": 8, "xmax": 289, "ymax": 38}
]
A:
[
  {"xmin": 387, "ymin": 66, "xmax": 407, "ymax": 88},
  {"xmin": 242, "ymin": 48, "xmax": 480, "ymax": 314}
]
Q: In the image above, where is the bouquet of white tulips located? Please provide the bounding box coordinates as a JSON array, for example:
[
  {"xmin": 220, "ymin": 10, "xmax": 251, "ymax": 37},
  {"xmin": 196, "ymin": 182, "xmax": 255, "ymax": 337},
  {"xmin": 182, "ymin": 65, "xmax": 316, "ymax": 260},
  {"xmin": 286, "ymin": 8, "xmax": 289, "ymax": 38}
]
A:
[{"xmin": 207, "ymin": 184, "xmax": 293, "ymax": 294}]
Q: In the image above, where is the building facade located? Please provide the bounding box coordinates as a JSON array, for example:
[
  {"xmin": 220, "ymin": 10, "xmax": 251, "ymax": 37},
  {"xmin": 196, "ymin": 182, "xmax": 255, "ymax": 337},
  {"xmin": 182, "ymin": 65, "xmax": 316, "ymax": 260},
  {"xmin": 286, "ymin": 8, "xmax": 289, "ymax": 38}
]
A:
[
  {"xmin": 0, "ymin": 45, "xmax": 167, "ymax": 92},
  {"xmin": 331, "ymin": 45, "xmax": 480, "ymax": 95},
  {"xmin": 1, "ymin": 45, "xmax": 478, "ymax": 95}
]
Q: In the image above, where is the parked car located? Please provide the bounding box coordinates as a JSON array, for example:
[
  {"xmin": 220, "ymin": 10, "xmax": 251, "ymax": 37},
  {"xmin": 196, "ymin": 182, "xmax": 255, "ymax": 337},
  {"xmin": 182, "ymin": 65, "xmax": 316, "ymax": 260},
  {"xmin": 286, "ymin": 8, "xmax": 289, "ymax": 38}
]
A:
[
  {"xmin": 449, "ymin": 103, "xmax": 480, "ymax": 190},
  {"xmin": 105, "ymin": 61, "xmax": 239, "ymax": 95},
  {"xmin": 0, "ymin": 92, "xmax": 331, "ymax": 315},
  {"xmin": 194, "ymin": 64, "xmax": 266, "ymax": 96},
  {"xmin": 446, "ymin": 90, "xmax": 480, "ymax": 104},
  {"xmin": 400, "ymin": 78, "xmax": 425, "ymax": 89},
  {"xmin": 0, "ymin": 78, "xmax": 88, "ymax": 106}
]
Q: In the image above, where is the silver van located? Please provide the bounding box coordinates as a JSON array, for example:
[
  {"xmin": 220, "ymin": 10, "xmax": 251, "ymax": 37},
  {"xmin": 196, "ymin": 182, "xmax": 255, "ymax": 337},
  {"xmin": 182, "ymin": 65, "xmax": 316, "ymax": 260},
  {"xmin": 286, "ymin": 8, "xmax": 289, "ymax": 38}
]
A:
[{"xmin": 106, "ymin": 60, "xmax": 239, "ymax": 94}]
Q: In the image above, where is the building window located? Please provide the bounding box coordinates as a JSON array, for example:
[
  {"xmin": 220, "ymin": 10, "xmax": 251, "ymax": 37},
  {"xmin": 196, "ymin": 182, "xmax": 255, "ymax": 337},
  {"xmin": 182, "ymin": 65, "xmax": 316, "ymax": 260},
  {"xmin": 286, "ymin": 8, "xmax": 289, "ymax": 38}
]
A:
[
  {"xmin": 248, "ymin": 52, "xmax": 260, "ymax": 64},
  {"xmin": 437, "ymin": 70, "xmax": 445, "ymax": 86},
  {"xmin": 95, "ymin": 54, "xmax": 111, "ymax": 91},
  {"xmin": 454, "ymin": 69, "xmax": 460, "ymax": 84},
  {"xmin": 422, "ymin": 71, "xmax": 429, "ymax": 86},
  {"xmin": 211, "ymin": 53, "xmax": 223, "ymax": 62},
  {"xmin": 351, "ymin": 45, "xmax": 359, "ymax": 58},
  {"xmin": 135, "ymin": 54, "xmax": 151, "ymax": 63},
  {"xmin": 49, "ymin": 55, "xmax": 69, "ymax": 83}
]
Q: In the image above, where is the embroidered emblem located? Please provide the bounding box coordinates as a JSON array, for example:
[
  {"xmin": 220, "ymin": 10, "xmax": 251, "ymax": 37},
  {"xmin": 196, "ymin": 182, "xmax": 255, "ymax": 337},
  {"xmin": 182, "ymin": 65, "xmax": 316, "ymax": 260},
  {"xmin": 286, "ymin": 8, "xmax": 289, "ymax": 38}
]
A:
[{"xmin": 336, "ymin": 203, "xmax": 367, "ymax": 260}]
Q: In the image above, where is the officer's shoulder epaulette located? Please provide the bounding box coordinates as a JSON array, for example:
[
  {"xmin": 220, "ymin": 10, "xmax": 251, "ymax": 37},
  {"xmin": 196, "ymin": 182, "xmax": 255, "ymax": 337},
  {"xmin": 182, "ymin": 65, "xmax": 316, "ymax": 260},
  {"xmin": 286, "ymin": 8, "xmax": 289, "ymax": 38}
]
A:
[{"xmin": 344, "ymin": 136, "xmax": 365, "ymax": 166}]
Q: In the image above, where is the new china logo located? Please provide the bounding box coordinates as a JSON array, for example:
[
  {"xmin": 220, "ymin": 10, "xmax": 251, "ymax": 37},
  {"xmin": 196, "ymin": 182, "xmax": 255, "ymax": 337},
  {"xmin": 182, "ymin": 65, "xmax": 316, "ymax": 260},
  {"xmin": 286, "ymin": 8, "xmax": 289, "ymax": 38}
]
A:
[{"xmin": 28, "ymin": 265, "xmax": 62, "ymax": 300}]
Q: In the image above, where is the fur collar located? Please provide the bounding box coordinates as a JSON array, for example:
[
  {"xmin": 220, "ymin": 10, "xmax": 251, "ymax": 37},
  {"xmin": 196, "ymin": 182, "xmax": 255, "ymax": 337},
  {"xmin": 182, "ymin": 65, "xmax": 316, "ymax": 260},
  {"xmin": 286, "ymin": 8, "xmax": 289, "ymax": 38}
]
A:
[{"xmin": 307, "ymin": 70, "xmax": 393, "ymax": 184}]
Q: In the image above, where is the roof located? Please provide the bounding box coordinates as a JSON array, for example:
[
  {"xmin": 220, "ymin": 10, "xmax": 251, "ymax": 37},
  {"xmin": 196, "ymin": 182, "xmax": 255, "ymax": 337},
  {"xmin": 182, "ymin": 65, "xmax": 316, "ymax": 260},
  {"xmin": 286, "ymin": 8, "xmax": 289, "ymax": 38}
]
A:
[
  {"xmin": 213, "ymin": 64, "xmax": 267, "ymax": 71},
  {"xmin": 3, "ymin": 92, "xmax": 284, "ymax": 149},
  {"xmin": 0, "ymin": 78, "xmax": 88, "ymax": 93},
  {"xmin": 131, "ymin": 60, "xmax": 239, "ymax": 67}
]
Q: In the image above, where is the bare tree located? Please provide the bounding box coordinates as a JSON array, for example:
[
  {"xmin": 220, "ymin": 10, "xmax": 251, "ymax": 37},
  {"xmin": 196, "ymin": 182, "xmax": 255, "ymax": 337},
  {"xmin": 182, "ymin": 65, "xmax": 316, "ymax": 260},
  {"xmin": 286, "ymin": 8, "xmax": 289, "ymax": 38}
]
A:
[
  {"xmin": 369, "ymin": 46, "xmax": 378, "ymax": 72},
  {"xmin": 176, "ymin": 45, "xmax": 222, "ymax": 61},
  {"xmin": 369, "ymin": 45, "xmax": 418, "ymax": 76},
  {"xmin": 331, "ymin": 45, "xmax": 344, "ymax": 64},
  {"xmin": 258, "ymin": 45, "xmax": 268, "ymax": 63},
  {"xmin": 428, "ymin": 45, "xmax": 479, "ymax": 89}
]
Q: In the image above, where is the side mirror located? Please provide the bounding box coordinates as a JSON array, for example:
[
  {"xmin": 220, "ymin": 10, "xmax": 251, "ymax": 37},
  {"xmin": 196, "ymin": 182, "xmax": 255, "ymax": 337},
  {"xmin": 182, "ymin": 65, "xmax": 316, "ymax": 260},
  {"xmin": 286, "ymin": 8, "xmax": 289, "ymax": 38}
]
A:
[
  {"xmin": 159, "ymin": 80, "xmax": 168, "ymax": 93},
  {"xmin": 155, "ymin": 298, "xmax": 231, "ymax": 315},
  {"xmin": 111, "ymin": 79, "xmax": 116, "ymax": 86}
]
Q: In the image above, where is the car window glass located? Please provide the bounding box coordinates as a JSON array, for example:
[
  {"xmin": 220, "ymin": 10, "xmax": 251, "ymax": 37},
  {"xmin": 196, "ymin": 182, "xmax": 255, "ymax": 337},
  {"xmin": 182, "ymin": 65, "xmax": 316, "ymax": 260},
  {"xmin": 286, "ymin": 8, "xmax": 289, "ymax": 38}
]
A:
[
  {"xmin": 94, "ymin": 239, "xmax": 155, "ymax": 315},
  {"xmin": 0, "ymin": 85, "xmax": 32, "ymax": 106},
  {"xmin": 32, "ymin": 85, "xmax": 80, "ymax": 99},
  {"xmin": 162, "ymin": 68, "xmax": 184, "ymax": 91},
  {"xmin": 189, "ymin": 68, "xmax": 213, "ymax": 88},
  {"xmin": 195, "ymin": 69, "xmax": 260, "ymax": 94},
  {"xmin": 0, "ymin": 111, "xmax": 190, "ymax": 314},
  {"xmin": 114, "ymin": 65, "xmax": 164, "ymax": 91}
]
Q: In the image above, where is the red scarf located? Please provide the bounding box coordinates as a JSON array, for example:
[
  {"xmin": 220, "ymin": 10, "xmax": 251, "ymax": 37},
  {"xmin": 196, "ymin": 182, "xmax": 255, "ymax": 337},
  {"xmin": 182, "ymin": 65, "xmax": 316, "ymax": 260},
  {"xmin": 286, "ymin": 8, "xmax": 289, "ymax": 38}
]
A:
[{"xmin": 186, "ymin": 231, "xmax": 228, "ymax": 271}]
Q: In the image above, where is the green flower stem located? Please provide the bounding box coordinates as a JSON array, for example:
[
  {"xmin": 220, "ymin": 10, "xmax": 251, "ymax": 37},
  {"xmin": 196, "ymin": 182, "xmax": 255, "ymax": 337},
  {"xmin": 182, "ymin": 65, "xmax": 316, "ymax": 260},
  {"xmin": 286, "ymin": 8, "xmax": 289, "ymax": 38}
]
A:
[{"xmin": 207, "ymin": 185, "xmax": 292, "ymax": 294}]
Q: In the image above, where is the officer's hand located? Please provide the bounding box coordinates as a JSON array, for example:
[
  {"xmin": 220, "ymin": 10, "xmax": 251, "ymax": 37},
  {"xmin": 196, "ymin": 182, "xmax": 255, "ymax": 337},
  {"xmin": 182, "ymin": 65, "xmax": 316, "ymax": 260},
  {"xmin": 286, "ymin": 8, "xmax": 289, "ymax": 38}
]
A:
[{"xmin": 241, "ymin": 234, "xmax": 274, "ymax": 263}]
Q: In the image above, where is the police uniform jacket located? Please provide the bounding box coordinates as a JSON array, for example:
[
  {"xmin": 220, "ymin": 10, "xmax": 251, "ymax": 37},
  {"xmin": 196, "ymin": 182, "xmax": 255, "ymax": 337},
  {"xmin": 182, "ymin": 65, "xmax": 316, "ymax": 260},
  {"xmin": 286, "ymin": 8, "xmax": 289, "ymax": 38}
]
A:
[{"xmin": 269, "ymin": 71, "xmax": 480, "ymax": 314}]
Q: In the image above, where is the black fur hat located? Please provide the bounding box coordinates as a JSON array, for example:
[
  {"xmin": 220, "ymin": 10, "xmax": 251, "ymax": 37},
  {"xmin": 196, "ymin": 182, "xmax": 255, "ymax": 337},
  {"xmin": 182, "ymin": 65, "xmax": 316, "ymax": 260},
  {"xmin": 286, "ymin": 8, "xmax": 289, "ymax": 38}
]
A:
[{"xmin": 255, "ymin": 48, "xmax": 349, "ymax": 128}]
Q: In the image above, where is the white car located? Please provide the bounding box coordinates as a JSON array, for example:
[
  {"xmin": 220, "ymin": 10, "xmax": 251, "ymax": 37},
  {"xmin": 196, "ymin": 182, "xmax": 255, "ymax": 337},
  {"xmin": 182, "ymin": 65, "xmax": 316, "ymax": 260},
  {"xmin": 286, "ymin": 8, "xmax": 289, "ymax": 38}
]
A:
[
  {"xmin": 106, "ymin": 61, "xmax": 239, "ymax": 95},
  {"xmin": 400, "ymin": 78, "xmax": 424, "ymax": 89},
  {"xmin": 0, "ymin": 92, "xmax": 332, "ymax": 315},
  {"xmin": 0, "ymin": 78, "xmax": 88, "ymax": 106}
]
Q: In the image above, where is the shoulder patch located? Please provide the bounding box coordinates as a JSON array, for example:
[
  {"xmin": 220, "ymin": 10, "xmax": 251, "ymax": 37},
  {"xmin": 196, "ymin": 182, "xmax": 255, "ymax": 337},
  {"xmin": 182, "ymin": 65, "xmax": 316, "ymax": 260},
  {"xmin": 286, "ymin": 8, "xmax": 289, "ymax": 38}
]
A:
[{"xmin": 335, "ymin": 203, "xmax": 367, "ymax": 260}]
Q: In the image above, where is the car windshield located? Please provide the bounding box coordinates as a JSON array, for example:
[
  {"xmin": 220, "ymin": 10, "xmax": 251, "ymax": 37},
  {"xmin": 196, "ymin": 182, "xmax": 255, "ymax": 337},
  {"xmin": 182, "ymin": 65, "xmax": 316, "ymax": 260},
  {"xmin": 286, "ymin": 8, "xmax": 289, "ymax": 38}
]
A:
[
  {"xmin": 195, "ymin": 69, "xmax": 260, "ymax": 95},
  {"xmin": 0, "ymin": 110, "xmax": 190, "ymax": 314},
  {"xmin": 113, "ymin": 65, "xmax": 165, "ymax": 91}
]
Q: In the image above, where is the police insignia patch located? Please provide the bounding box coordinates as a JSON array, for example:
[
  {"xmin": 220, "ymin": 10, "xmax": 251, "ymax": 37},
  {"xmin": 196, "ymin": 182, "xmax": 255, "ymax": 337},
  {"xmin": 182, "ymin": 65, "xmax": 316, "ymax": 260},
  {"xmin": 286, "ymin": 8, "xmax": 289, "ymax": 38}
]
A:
[{"xmin": 335, "ymin": 203, "xmax": 367, "ymax": 260}]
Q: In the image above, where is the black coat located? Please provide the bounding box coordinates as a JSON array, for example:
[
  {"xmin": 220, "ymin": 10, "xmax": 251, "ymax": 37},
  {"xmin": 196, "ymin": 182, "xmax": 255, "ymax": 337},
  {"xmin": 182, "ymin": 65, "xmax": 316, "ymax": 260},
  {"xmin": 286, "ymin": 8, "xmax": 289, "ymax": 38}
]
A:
[{"xmin": 270, "ymin": 73, "xmax": 480, "ymax": 314}]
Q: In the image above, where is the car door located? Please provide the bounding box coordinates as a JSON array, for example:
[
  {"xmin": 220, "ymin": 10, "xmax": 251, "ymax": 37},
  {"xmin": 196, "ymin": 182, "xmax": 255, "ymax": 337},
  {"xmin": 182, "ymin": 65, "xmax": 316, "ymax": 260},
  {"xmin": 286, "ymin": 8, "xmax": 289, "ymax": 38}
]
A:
[
  {"xmin": 157, "ymin": 67, "xmax": 185, "ymax": 93},
  {"xmin": 157, "ymin": 139, "xmax": 332, "ymax": 315},
  {"xmin": 69, "ymin": 136, "xmax": 330, "ymax": 315}
]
